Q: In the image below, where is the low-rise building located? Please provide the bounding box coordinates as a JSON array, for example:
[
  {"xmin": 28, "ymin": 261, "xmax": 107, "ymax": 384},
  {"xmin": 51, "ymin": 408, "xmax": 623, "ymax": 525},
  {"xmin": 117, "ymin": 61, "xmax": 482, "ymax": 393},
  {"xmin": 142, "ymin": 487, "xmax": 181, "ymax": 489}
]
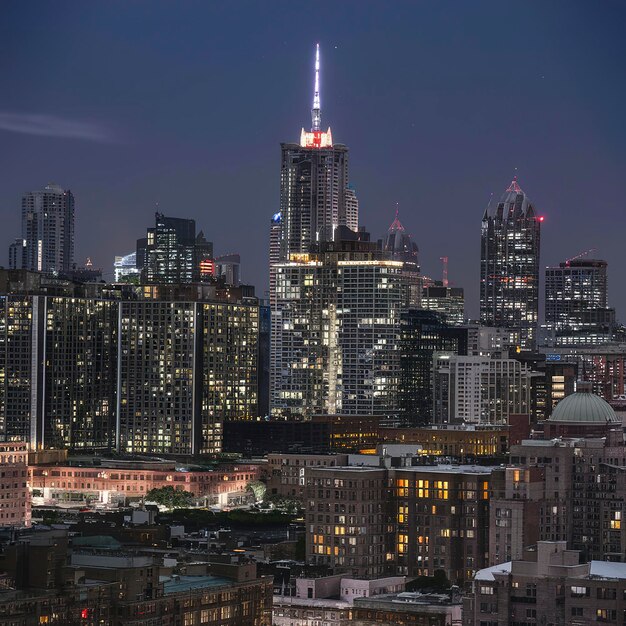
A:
[
  {"xmin": 379, "ymin": 424, "xmax": 509, "ymax": 459},
  {"xmin": 467, "ymin": 541, "xmax": 626, "ymax": 626},
  {"xmin": 0, "ymin": 443, "xmax": 30, "ymax": 527},
  {"xmin": 490, "ymin": 388, "xmax": 626, "ymax": 564},
  {"xmin": 0, "ymin": 528, "xmax": 273, "ymax": 625},
  {"xmin": 272, "ymin": 597, "xmax": 353, "ymax": 626},
  {"xmin": 267, "ymin": 454, "xmax": 349, "ymax": 499},
  {"xmin": 352, "ymin": 589, "xmax": 463, "ymax": 625},
  {"xmin": 273, "ymin": 575, "xmax": 406, "ymax": 626},
  {"xmin": 29, "ymin": 460, "xmax": 260, "ymax": 507}
]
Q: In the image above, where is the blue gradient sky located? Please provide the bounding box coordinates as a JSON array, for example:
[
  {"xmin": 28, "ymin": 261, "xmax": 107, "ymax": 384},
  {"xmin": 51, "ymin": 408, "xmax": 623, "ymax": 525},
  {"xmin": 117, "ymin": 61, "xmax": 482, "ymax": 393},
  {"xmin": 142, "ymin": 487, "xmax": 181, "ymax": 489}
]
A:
[{"xmin": 2, "ymin": 1, "xmax": 625, "ymax": 317}]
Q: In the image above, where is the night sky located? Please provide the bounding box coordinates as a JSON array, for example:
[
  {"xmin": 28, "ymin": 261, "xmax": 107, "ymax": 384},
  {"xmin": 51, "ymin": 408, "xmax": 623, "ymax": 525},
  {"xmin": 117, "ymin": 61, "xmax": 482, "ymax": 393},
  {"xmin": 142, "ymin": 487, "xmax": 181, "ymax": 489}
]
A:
[{"xmin": 2, "ymin": 1, "xmax": 625, "ymax": 318}]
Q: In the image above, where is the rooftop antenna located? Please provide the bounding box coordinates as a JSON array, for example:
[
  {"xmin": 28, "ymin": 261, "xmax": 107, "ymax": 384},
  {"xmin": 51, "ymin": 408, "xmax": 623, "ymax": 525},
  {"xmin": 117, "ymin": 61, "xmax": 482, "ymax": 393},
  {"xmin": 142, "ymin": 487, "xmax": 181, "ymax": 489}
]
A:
[
  {"xmin": 311, "ymin": 44, "xmax": 321, "ymax": 131},
  {"xmin": 440, "ymin": 256, "xmax": 449, "ymax": 287}
]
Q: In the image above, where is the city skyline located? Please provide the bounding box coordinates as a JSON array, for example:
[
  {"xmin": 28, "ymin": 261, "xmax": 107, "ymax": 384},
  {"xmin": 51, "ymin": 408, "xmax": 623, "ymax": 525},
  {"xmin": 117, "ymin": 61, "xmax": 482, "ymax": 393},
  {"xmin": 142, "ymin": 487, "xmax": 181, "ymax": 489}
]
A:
[{"xmin": 2, "ymin": 2, "xmax": 625, "ymax": 318}]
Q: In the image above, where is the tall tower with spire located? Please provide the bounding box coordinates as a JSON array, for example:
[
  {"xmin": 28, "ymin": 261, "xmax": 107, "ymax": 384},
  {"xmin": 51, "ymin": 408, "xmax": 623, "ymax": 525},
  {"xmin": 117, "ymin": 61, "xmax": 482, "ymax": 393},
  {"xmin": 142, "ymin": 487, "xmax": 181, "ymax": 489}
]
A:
[
  {"xmin": 276, "ymin": 44, "xmax": 357, "ymax": 261},
  {"xmin": 480, "ymin": 177, "xmax": 541, "ymax": 349},
  {"xmin": 270, "ymin": 45, "xmax": 359, "ymax": 417}
]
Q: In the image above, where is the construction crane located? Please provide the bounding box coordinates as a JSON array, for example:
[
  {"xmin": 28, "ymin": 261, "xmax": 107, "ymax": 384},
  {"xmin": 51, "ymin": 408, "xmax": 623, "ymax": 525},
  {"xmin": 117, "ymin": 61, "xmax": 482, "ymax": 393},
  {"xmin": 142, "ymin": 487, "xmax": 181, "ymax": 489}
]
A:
[
  {"xmin": 565, "ymin": 248, "xmax": 596, "ymax": 266},
  {"xmin": 440, "ymin": 256, "xmax": 448, "ymax": 287}
]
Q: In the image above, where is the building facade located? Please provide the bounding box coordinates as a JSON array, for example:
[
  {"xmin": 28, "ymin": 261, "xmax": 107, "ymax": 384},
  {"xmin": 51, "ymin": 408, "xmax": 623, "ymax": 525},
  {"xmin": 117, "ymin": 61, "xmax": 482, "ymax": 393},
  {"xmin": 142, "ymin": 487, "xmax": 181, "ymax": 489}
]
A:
[
  {"xmin": 543, "ymin": 343, "xmax": 626, "ymax": 401},
  {"xmin": 29, "ymin": 461, "xmax": 260, "ymax": 507},
  {"xmin": 491, "ymin": 390, "xmax": 625, "ymax": 565},
  {"xmin": 468, "ymin": 542, "xmax": 626, "ymax": 626},
  {"xmin": 271, "ymin": 46, "xmax": 365, "ymax": 418},
  {"xmin": 432, "ymin": 354, "xmax": 532, "ymax": 425},
  {"xmin": 271, "ymin": 234, "xmax": 419, "ymax": 418},
  {"xmin": 303, "ymin": 463, "xmax": 494, "ymax": 585},
  {"xmin": 0, "ymin": 443, "xmax": 30, "ymax": 527},
  {"xmin": 0, "ymin": 272, "xmax": 259, "ymax": 455},
  {"xmin": 8, "ymin": 184, "xmax": 75, "ymax": 275},
  {"xmin": 480, "ymin": 178, "xmax": 541, "ymax": 349},
  {"xmin": 144, "ymin": 213, "xmax": 214, "ymax": 284},
  {"xmin": 422, "ymin": 283, "xmax": 465, "ymax": 327},
  {"xmin": 398, "ymin": 309, "xmax": 467, "ymax": 426},
  {"xmin": 543, "ymin": 258, "xmax": 617, "ymax": 346}
]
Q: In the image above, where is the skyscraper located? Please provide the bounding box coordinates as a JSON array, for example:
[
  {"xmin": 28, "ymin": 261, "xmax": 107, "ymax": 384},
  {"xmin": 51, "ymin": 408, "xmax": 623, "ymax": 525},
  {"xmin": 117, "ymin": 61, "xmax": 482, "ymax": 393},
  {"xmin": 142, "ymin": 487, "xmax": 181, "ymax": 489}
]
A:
[
  {"xmin": 8, "ymin": 183, "xmax": 75, "ymax": 275},
  {"xmin": 398, "ymin": 309, "xmax": 467, "ymax": 426},
  {"xmin": 277, "ymin": 44, "xmax": 357, "ymax": 262},
  {"xmin": 480, "ymin": 177, "xmax": 541, "ymax": 349},
  {"xmin": 271, "ymin": 228, "xmax": 419, "ymax": 418},
  {"xmin": 270, "ymin": 45, "xmax": 362, "ymax": 418},
  {"xmin": 143, "ymin": 213, "xmax": 214, "ymax": 284},
  {"xmin": 543, "ymin": 258, "xmax": 616, "ymax": 345},
  {"xmin": 422, "ymin": 282, "xmax": 465, "ymax": 326}
]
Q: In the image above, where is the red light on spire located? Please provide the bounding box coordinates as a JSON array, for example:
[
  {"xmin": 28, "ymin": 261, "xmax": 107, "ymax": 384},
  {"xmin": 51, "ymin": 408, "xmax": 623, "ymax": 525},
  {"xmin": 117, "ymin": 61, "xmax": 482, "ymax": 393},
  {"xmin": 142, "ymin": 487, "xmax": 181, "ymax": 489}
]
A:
[{"xmin": 538, "ymin": 216, "xmax": 545, "ymax": 222}]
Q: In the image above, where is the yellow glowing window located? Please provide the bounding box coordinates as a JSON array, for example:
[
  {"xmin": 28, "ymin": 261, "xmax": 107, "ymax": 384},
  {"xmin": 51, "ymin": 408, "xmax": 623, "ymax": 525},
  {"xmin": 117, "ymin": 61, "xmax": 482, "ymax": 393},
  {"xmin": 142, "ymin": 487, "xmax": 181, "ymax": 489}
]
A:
[
  {"xmin": 482, "ymin": 481, "xmax": 489, "ymax": 500},
  {"xmin": 417, "ymin": 479, "xmax": 430, "ymax": 498}
]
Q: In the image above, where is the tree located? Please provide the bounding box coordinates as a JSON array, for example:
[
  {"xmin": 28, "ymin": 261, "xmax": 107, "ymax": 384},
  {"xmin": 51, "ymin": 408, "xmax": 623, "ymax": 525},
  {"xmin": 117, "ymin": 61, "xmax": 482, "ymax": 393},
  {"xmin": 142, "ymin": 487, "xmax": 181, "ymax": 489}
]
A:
[
  {"xmin": 145, "ymin": 486, "xmax": 194, "ymax": 510},
  {"xmin": 405, "ymin": 569, "xmax": 450, "ymax": 592},
  {"xmin": 247, "ymin": 480, "xmax": 267, "ymax": 502}
]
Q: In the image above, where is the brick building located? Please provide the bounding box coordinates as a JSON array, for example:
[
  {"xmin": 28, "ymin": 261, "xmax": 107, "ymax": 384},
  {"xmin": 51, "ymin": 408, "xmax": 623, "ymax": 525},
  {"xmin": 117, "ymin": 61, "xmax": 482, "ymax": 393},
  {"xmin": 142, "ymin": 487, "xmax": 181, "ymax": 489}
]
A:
[
  {"xmin": 467, "ymin": 541, "xmax": 626, "ymax": 626},
  {"xmin": 29, "ymin": 461, "xmax": 260, "ymax": 507},
  {"xmin": 303, "ymin": 463, "xmax": 495, "ymax": 585},
  {"xmin": 489, "ymin": 389, "xmax": 626, "ymax": 564},
  {"xmin": 0, "ymin": 443, "xmax": 30, "ymax": 527}
]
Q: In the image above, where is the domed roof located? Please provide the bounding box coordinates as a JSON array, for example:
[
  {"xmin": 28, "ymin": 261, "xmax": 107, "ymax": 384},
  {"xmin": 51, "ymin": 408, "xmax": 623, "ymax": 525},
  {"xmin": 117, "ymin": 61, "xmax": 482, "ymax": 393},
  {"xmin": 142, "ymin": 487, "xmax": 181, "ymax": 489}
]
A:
[{"xmin": 550, "ymin": 392, "xmax": 619, "ymax": 423}]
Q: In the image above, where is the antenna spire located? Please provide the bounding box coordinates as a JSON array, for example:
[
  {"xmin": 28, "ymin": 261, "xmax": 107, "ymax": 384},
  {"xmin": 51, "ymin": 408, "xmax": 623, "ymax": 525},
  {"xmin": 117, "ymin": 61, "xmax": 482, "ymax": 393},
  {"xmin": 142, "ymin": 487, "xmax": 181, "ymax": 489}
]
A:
[{"xmin": 312, "ymin": 44, "xmax": 321, "ymax": 131}]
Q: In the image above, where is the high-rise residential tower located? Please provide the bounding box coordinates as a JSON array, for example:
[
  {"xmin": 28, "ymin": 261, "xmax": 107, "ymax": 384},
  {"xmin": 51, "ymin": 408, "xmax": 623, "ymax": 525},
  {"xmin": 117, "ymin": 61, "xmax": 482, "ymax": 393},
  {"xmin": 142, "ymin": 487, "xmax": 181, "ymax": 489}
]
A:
[
  {"xmin": 0, "ymin": 270, "xmax": 260, "ymax": 455},
  {"xmin": 543, "ymin": 258, "xmax": 616, "ymax": 345},
  {"xmin": 271, "ymin": 227, "xmax": 419, "ymax": 419},
  {"xmin": 8, "ymin": 184, "xmax": 75, "ymax": 274},
  {"xmin": 480, "ymin": 177, "xmax": 541, "ymax": 349},
  {"xmin": 270, "ymin": 45, "xmax": 361, "ymax": 417}
]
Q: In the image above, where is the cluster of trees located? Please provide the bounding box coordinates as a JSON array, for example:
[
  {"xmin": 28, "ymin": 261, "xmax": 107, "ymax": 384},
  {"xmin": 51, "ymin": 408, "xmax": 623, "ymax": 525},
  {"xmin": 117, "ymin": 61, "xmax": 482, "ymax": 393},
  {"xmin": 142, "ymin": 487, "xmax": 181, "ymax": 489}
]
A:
[
  {"xmin": 145, "ymin": 486, "xmax": 194, "ymax": 509},
  {"xmin": 246, "ymin": 480, "xmax": 302, "ymax": 515}
]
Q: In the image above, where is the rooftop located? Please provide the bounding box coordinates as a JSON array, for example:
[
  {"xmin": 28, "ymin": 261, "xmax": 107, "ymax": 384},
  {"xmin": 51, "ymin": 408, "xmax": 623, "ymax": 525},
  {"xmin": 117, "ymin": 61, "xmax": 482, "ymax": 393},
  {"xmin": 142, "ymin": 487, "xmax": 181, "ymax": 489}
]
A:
[
  {"xmin": 162, "ymin": 575, "xmax": 233, "ymax": 595},
  {"xmin": 273, "ymin": 596, "xmax": 350, "ymax": 610},
  {"xmin": 474, "ymin": 560, "xmax": 626, "ymax": 582},
  {"xmin": 550, "ymin": 391, "xmax": 619, "ymax": 424}
]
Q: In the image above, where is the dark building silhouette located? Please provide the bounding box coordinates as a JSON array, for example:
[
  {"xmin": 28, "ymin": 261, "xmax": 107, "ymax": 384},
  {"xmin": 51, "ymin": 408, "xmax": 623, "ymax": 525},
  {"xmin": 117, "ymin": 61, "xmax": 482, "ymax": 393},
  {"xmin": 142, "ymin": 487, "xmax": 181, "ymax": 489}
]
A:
[
  {"xmin": 8, "ymin": 183, "xmax": 75, "ymax": 275},
  {"xmin": 143, "ymin": 213, "xmax": 214, "ymax": 284},
  {"xmin": 398, "ymin": 310, "xmax": 467, "ymax": 426}
]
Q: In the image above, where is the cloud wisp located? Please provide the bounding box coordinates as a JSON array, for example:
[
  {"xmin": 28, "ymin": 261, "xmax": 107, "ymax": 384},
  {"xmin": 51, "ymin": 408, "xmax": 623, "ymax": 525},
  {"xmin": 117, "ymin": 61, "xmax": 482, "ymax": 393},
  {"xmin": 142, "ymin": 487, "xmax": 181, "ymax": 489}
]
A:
[{"xmin": 0, "ymin": 111, "xmax": 116, "ymax": 143}]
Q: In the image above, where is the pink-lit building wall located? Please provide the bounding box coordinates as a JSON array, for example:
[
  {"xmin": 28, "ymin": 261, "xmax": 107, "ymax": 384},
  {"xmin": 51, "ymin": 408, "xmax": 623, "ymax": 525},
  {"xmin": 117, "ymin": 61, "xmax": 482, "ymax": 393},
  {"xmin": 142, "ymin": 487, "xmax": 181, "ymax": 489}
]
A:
[{"xmin": 0, "ymin": 443, "xmax": 30, "ymax": 527}]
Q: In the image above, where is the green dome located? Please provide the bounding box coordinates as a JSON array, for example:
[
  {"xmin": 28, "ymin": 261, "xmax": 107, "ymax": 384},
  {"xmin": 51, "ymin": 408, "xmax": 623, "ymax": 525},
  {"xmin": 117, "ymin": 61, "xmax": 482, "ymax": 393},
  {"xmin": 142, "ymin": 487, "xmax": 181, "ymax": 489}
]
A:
[{"xmin": 550, "ymin": 392, "xmax": 619, "ymax": 423}]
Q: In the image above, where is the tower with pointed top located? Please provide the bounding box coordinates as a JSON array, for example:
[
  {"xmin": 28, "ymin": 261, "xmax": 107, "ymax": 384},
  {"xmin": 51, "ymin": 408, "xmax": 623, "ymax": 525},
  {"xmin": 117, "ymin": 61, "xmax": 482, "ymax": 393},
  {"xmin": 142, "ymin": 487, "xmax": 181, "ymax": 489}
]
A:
[
  {"xmin": 270, "ymin": 45, "xmax": 359, "ymax": 416},
  {"xmin": 480, "ymin": 177, "xmax": 541, "ymax": 349},
  {"xmin": 277, "ymin": 44, "xmax": 356, "ymax": 261}
]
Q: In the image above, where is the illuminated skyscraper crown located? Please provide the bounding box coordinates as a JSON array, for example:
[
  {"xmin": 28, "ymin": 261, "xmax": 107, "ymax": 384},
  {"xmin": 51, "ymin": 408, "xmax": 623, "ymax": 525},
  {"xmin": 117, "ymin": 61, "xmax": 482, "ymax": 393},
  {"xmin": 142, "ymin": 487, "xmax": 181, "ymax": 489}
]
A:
[{"xmin": 300, "ymin": 43, "xmax": 333, "ymax": 148}]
